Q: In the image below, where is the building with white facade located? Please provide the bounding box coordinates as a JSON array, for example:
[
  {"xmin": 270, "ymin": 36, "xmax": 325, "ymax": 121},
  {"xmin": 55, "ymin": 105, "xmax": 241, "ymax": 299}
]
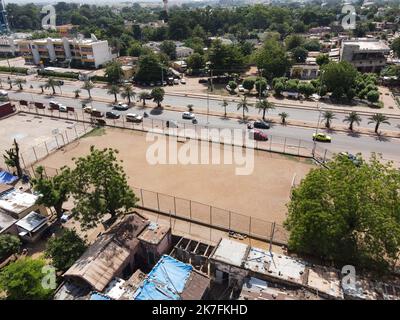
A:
[{"xmin": 19, "ymin": 36, "xmax": 115, "ymax": 69}]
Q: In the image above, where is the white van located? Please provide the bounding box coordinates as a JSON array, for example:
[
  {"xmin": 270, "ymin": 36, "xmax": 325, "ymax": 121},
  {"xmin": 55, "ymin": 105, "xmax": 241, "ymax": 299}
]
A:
[{"xmin": 166, "ymin": 120, "xmax": 179, "ymax": 128}]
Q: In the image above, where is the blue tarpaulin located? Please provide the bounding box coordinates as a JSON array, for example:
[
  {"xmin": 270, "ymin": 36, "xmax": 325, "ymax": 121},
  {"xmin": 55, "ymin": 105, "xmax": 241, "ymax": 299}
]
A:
[
  {"xmin": 90, "ymin": 292, "xmax": 111, "ymax": 300},
  {"xmin": 0, "ymin": 170, "xmax": 17, "ymax": 185},
  {"xmin": 134, "ymin": 255, "xmax": 193, "ymax": 300}
]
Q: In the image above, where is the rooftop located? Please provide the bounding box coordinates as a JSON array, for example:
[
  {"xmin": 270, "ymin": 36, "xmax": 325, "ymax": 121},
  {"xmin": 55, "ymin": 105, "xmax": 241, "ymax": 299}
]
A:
[
  {"xmin": 306, "ymin": 267, "xmax": 343, "ymax": 299},
  {"xmin": 0, "ymin": 189, "xmax": 38, "ymax": 215},
  {"xmin": 15, "ymin": 211, "xmax": 48, "ymax": 233},
  {"xmin": 211, "ymin": 238, "xmax": 249, "ymax": 267},
  {"xmin": 137, "ymin": 222, "xmax": 170, "ymax": 245},
  {"xmin": 342, "ymin": 39, "xmax": 390, "ymax": 52},
  {"xmin": 0, "ymin": 211, "xmax": 17, "ymax": 233}
]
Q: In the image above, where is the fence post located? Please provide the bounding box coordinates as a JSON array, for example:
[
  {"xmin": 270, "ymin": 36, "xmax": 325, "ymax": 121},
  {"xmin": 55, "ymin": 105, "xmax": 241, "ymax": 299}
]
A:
[
  {"xmin": 140, "ymin": 188, "xmax": 144, "ymax": 207},
  {"xmin": 189, "ymin": 200, "xmax": 192, "ymax": 220},
  {"xmin": 229, "ymin": 211, "xmax": 232, "ymax": 230},
  {"xmin": 269, "ymin": 135, "xmax": 272, "ymax": 151},
  {"xmin": 298, "ymin": 140, "xmax": 301, "ymax": 156},
  {"xmin": 174, "ymin": 196, "xmax": 177, "ymax": 215},
  {"xmin": 74, "ymin": 126, "xmax": 78, "ymax": 139},
  {"xmin": 209, "ymin": 206, "xmax": 212, "ymax": 225},
  {"xmin": 269, "ymin": 222, "xmax": 276, "ymax": 252},
  {"xmin": 156, "ymin": 192, "xmax": 160, "ymax": 211},
  {"xmin": 283, "ymin": 137, "xmax": 287, "ymax": 153},
  {"xmin": 65, "ymin": 131, "xmax": 69, "ymax": 144},
  {"xmin": 249, "ymin": 217, "xmax": 252, "ymax": 237},
  {"xmin": 323, "ymin": 149, "xmax": 327, "ymax": 163},
  {"xmin": 32, "ymin": 146, "xmax": 38, "ymax": 162}
]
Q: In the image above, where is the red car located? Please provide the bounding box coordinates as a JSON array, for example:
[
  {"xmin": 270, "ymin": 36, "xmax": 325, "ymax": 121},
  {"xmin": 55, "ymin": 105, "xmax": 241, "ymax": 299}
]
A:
[{"xmin": 249, "ymin": 130, "xmax": 268, "ymax": 141}]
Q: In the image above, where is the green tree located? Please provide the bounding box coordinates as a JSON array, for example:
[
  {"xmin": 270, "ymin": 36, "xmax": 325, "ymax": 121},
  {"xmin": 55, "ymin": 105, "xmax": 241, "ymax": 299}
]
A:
[
  {"xmin": 242, "ymin": 79, "xmax": 255, "ymax": 92},
  {"xmin": 74, "ymin": 89, "xmax": 81, "ymax": 98},
  {"xmin": 135, "ymin": 54, "xmax": 164, "ymax": 82},
  {"xmin": 104, "ymin": 61, "xmax": 123, "ymax": 84},
  {"xmin": 71, "ymin": 147, "xmax": 138, "ymax": 229},
  {"xmin": 285, "ymin": 34, "xmax": 304, "ymax": 51},
  {"xmin": 108, "ymin": 85, "xmax": 120, "ymax": 103},
  {"xmin": 391, "ymin": 37, "xmax": 400, "ymax": 58},
  {"xmin": 186, "ymin": 53, "xmax": 205, "ymax": 71},
  {"xmin": 82, "ymin": 81, "xmax": 94, "ymax": 99},
  {"xmin": 368, "ymin": 113, "xmax": 390, "ymax": 134},
  {"xmin": 14, "ymin": 78, "xmax": 26, "ymax": 90},
  {"xmin": 255, "ymin": 39, "xmax": 291, "ymax": 80},
  {"xmin": 285, "ymin": 154, "xmax": 400, "ymax": 273},
  {"xmin": 322, "ymin": 61, "xmax": 358, "ymax": 100},
  {"xmin": 3, "ymin": 139, "xmax": 22, "ymax": 178},
  {"xmin": 45, "ymin": 77, "xmax": 58, "ymax": 95},
  {"xmin": 220, "ymin": 99, "xmax": 229, "ymax": 117},
  {"xmin": 39, "ymin": 84, "xmax": 45, "ymax": 94},
  {"xmin": 0, "ymin": 234, "xmax": 21, "ymax": 261},
  {"xmin": 187, "ymin": 104, "xmax": 194, "ymax": 112},
  {"xmin": 366, "ymin": 90, "xmax": 380, "ymax": 104},
  {"xmin": 255, "ymin": 99, "xmax": 274, "ymax": 121},
  {"xmin": 298, "ymin": 82, "xmax": 315, "ymax": 98},
  {"xmin": 0, "ymin": 258, "xmax": 54, "ymax": 300},
  {"xmin": 31, "ymin": 166, "xmax": 72, "ymax": 220},
  {"xmin": 151, "ymin": 87, "xmax": 165, "ymax": 107},
  {"xmin": 316, "ymin": 54, "xmax": 330, "ymax": 66},
  {"xmin": 208, "ymin": 40, "xmax": 244, "ymax": 75},
  {"xmin": 139, "ymin": 91, "xmax": 149, "ymax": 106},
  {"xmin": 322, "ymin": 110, "xmax": 335, "ymax": 129},
  {"xmin": 279, "ymin": 112, "xmax": 289, "ymax": 125},
  {"xmin": 159, "ymin": 40, "xmax": 177, "ymax": 60},
  {"xmin": 228, "ymin": 81, "xmax": 237, "ymax": 93},
  {"xmin": 45, "ymin": 229, "xmax": 87, "ymax": 272},
  {"xmin": 121, "ymin": 85, "xmax": 135, "ymax": 104},
  {"xmin": 274, "ymin": 81, "xmax": 285, "ymax": 96},
  {"xmin": 237, "ymin": 96, "xmax": 249, "ymax": 120},
  {"xmin": 343, "ymin": 111, "xmax": 362, "ymax": 131},
  {"xmin": 291, "ymin": 46, "xmax": 308, "ymax": 63},
  {"xmin": 255, "ymin": 78, "xmax": 268, "ymax": 96}
]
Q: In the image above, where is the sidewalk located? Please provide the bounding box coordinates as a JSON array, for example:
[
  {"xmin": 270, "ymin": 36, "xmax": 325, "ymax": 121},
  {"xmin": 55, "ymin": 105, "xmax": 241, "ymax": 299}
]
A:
[{"xmin": 10, "ymin": 87, "xmax": 400, "ymax": 139}]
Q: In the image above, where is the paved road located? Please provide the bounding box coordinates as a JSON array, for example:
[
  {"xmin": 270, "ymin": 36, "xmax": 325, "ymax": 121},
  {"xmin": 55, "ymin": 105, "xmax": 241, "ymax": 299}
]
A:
[
  {"xmin": 8, "ymin": 90, "xmax": 400, "ymax": 165},
  {"xmin": 3, "ymin": 76, "xmax": 400, "ymax": 132}
]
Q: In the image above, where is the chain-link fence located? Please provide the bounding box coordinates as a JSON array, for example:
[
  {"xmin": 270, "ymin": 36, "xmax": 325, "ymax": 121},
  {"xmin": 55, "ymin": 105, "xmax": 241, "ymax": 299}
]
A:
[
  {"xmin": 131, "ymin": 186, "xmax": 288, "ymax": 245},
  {"xmin": 15, "ymin": 102, "xmax": 333, "ymax": 163}
]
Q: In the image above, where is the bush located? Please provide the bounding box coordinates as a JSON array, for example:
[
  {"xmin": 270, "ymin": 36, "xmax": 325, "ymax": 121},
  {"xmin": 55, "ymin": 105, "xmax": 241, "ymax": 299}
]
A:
[
  {"xmin": 366, "ymin": 90, "xmax": 380, "ymax": 104},
  {"xmin": 0, "ymin": 66, "xmax": 28, "ymax": 75},
  {"xmin": 91, "ymin": 75, "xmax": 109, "ymax": 83},
  {"xmin": 38, "ymin": 70, "xmax": 79, "ymax": 80},
  {"xmin": 0, "ymin": 234, "xmax": 21, "ymax": 261}
]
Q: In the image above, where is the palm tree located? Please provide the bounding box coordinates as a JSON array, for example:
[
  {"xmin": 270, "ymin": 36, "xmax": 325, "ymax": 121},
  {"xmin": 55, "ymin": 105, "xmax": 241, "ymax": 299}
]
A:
[
  {"xmin": 139, "ymin": 91, "xmax": 148, "ymax": 106},
  {"xmin": 45, "ymin": 77, "xmax": 58, "ymax": 95},
  {"xmin": 343, "ymin": 111, "xmax": 362, "ymax": 131},
  {"xmin": 279, "ymin": 112, "xmax": 289, "ymax": 125},
  {"xmin": 82, "ymin": 81, "xmax": 94, "ymax": 99},
  {"xmin": 220, "ymin": 99, "xmax": 229, "ymax": 117},
  {"xmin": 368, "ymin": 113, "xmax": 390, "ymax": 134},
  {"xmin": 237, "ymin": 96, "xmax": 249, "ymax": 120},
  {"xmin": 322, "ymin": 110, "xmax": 336, "ymax": 129},
  {"xmin": 14, "ymin": 78, "xmax": 26, "ymax": 90},
  {"xmin": 121, "ymin": 85, "xmax": 135, "ymax": 104},
  {"xmin": 107, "ymin": 85, "xmax": 120, "ymax": 103},
  {"xmin": 39, "ymin": 84, "xmax": 45, "ymax": 94},
  {"xmin": 187, "ymin": 104, "xmax": 194, "ymax": 112},
  {"xmin": 255, "ymin": 99, "xmax": 275, "ymax": 121},
  {"xmin": 74, "ymin": 89, "xmax": 81, "ymax": 98}
]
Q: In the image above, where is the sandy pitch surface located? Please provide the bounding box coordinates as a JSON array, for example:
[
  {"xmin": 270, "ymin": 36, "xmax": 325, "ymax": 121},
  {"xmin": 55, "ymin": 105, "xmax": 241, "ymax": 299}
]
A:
[{"xmin": 37, "ymin": 128, "xmax": 314, "ymax": 225}]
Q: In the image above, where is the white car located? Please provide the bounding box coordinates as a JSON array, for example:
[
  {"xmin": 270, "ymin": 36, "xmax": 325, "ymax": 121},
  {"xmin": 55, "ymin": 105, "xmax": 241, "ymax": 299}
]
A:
[
  {"xmin": 126, "ymin": 113, "xmax": 143, "ymax": 123},
  {"xmin": 59, "ymin": 104, "xmax": 68, "ymax": 112},
  {"xmin": 180, "ymin": 79, "xmax": 186, "ymax": 84},
  {"xmin": 83, "ymin": 105, "xmax": 93, "ymax": 113},
  {"xmin": 0, "ymin": 90, "xmax": 8, "ymax": 96},
  {"xmin": 238, "ymin": 85, "xmax": 245, "ymax": 92},
  {"xmin": 113, "ymin": 102, "xmax": 129, "ymax": 111},
  {"xmin": 182, "ymin": 112, "xmax": 195, "ymax": 120},
  {"xmin": 173, "ymin": 79, "xmax": 179, "ymax": 85}
]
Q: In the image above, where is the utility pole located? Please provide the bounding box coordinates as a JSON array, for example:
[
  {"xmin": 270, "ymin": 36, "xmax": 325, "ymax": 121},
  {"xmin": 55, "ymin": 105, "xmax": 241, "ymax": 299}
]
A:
[{"xmin": 312, "ymin": 70, "xmax": 325, "ymax": 158}]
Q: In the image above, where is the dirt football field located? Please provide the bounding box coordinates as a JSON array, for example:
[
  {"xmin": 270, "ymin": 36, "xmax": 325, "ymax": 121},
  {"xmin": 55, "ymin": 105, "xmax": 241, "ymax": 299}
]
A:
[{"xmin": 36, "ymin": 128, "xmax": 314, "ymax": 225}]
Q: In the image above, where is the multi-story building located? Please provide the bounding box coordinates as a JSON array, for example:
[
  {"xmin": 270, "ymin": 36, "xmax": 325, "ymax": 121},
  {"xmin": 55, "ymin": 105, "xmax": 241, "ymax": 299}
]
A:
[
  {"xmin": 0, "ymin": 33, "xmax": 31, "ymax": 57},
  {"xmin": 19, "ymin": 37, "xmax": 115, "ymax": 69},
  {"xmin": 340, "ymin": 39, "xmax": 390, "ymax": 73}
]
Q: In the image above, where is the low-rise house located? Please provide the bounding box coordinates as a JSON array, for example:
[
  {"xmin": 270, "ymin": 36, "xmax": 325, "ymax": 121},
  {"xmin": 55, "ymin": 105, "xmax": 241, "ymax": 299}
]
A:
[
  {"xmin": 133, "ymin": 255, "xmax": 210, "ymax": 300},
  {"xmin": 176, "ymin": 46, "xmax": 194, "ymax": 59},
  {"xmin": 63, "ymin": 213, "xmax": 149, "ymax": 292},
  {"xmin": 0, "ymin": 187, "xmax": 47, "ymax": 220},
  {"xmin": 0, "ymin": 211, "xmax": 17, "ymax": 235},
  {"xmin": 137, "ymin": 221, "xmax": 172, "ymax": 265},
  {"xmin": 290, "ymin": 63, "xmax": 319, "ymax": 79},
  {"xmin": 172, "ymin": 60, "xmax": 187, "ymax": 73},
  {"xmin": 15, "ymin": 211, "xmax": 49, "ymax": 243}
]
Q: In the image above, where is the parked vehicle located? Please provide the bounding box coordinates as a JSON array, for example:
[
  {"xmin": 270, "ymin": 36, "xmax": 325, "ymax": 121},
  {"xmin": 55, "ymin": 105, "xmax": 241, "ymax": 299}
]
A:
[
  {"xmin": 166, "ymin": 120, "xmax": 179, "ymax": 128},
  {"xmin": 249, "ymin": 130, "xmax": 268, "ymax": 141},
  {"xmin": 253, "ymin": 120, "xmax": 270, "ymax": 130},
  {"xmin": 182, "ymin": 112, "xmax": 195, "ymax": 120},
  {"xmin": 83, "ymin": 105, "xmax": 93, "ymax": 113},
  {"xmin": 106, "ymin": 111, "xmax": 120, "ymax": 119},
  {"xmin": 49, "ymin": 100, "xmax": 60, "ymax": 110},
  {"xmin": 180, "ymin": 79, "xmax": 186, "ymax": 84},
  {"xmin": 150, "ymin": 82, "xmax": 155, "ymax": 87},
  {"xmin": 198, "ymin": 79, "xmax": 208, "ymax": 84},
  {"xmin": 113, "ymin": 102, "xmax": 129, "ymax": 111},
  {"xmin": 91, "ymin": 110, "xmax": 104, "ymax": 118},
  {"xmin": 156, "ymin": 81, "xmax": 162, "ymax": 86},
  {"xmin": 238, "ymin": 85, "xmax": 245, "ymax": 92},
  {"xmin": 173, "ymin": 79, "xmax": 179, "ymax": 85},
  {"xmin": 126, "ymin": 113, "xmax": 143, "ymax": 123},
  {"xmin": 162, "ymin": 81, "xmax": 167, "ymax": 86},
  {"xmin": 59, "ymin": 105, "xmax": 68, "ymax": 112},
  {"xmin": 313, "ymin": 133, "xmax": 331, "ymax": 142},
  {"xmin": 0, "ymin": 90, "xmax": 8, "ymax": 96}
]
